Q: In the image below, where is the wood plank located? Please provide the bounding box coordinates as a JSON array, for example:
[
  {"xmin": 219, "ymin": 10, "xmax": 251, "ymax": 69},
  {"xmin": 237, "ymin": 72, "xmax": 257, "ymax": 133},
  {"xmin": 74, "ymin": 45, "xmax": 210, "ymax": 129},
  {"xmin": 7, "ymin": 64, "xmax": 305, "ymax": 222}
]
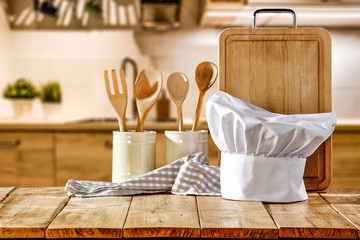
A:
[
  {"xmin": 0, "ymin": 187, "xmax": 14, "ymax": 203},
  {"xmin": 123, "ymin": 194, "xmax": 200, "ymax": 238},
  {"xmin": 46, "ymin": 196, "xmax": 131, "ymax": 239},
  {"xmin": 0, "ymin": 187, "xmax": 69, "ymax": 238},
  {"xmin": 197, "ymin": 196, "xmax": 278, "ymax": 239},
  {"xmin": 328, "ymin": 204, "xmax": 360, "ymax": 239},
  {"xmin": 321, "ymin": 188, "xmax": 360, "ymax": 204},
  {"xmin": 321, "ymin": 188, "xmax": 360, "ymax": 238},
  {"xmin": 265, "ymin": 193, "xmax": 357, "ymax": 239}
]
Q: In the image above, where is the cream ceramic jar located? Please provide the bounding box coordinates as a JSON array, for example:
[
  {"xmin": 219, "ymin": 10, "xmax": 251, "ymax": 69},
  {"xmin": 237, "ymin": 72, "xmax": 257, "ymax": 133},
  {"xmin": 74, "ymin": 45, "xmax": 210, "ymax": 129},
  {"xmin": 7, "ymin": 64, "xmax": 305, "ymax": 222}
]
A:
[
  {"xmin": 112, "ymin": 131, "xmax": 156, "ymax": 183},
  {"xmin": 165, "ymin": 130, "xmax": 208, "ymax": 165}
]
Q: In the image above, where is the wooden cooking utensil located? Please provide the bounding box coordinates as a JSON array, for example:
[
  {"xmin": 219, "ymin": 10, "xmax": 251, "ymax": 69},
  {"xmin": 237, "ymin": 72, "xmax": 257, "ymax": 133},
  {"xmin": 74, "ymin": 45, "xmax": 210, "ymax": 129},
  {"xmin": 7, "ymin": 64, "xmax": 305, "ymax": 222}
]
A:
[
  {"xmin": 104, "ymin": 69, "xmax": 128, "ymax": 132},
  {"xmin": 192, "ymin": 61, "xmax": 218, "ymax": 131},
  {"xmin": 167, "ymin": 72, "xmax": 189, "ymax": 131},
  {"xmin": 134, "ymin": 69, "xmax": 163, "ymax": 132}
]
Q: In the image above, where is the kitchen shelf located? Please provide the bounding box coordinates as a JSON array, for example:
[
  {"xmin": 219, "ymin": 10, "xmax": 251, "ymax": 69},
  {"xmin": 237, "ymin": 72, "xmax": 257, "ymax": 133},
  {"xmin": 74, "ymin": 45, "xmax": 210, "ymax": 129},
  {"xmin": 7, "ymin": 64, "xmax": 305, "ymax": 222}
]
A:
[
  {"xmin": 0, "ymin": 0, "xmax": 140, "ymax": 30},
  {"xmin": 200, "ymin": 0, "xmax": 360, "ymax": 28}
]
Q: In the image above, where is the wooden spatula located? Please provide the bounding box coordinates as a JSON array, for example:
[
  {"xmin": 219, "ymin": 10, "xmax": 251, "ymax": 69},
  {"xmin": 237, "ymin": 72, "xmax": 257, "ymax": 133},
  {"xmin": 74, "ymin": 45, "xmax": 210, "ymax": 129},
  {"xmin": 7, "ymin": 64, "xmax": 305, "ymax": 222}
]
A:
[
  {"xmin": 192, "ymin": 61, "xmax": 218, "ymax": 131},
  {"xmin": 167, "ymin": 72, "xmax": 189, "ymax": 131},
  {"xmin": 104, "ymin": 69, "xmax": 128, "ymax": 132},
  {"xmin": 134, "ymin": 69, "xmax": 163, "ymax": 132}
]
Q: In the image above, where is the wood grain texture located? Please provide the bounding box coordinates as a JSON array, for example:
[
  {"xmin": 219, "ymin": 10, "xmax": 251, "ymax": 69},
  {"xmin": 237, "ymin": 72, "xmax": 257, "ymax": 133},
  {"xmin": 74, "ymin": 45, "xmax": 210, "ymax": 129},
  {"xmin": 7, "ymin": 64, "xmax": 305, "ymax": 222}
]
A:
[
  {"xmin": 104, "ymin": 69, "xmax": 128, "ymax": 132},
  {"xmin": 17, "ymin": 150, "xmax": 54, "ymax": 187},
  {"xmin": 265, "ymin": 193, "xmax": 357, "ymax": 239},
  {"xmin": 0, "ymin": 149, "xmax": 16, "ymax": 186},
  {"xmin": 219, "ymin": 28, "xmax": 332, "ymax": 190},
  {"xmin": 0, "ymin": 187, "xmax": 69, "ymax": 238},
  {"xmin": 0, "ymin": 187, "xmax": 14, "ymax": 203},
  {"xmin": 55, "ymin": 132, "xmax": 113, "ymax": 185},
  {"xmin": 321, "ymin": 188, "xmax": 360, "ymax": 238},
  {"xmin": 123, "ymin": 194, "xmax": 200, "ymax": 238},
  {"xmin": 192, "ymin": 61, "xmax": 218, "ymax": 131},
  {"xmin": 331, "ymin": 177, "xmax": 360, "ymax": 188},
  {"xmin": 0, "ymin": 132, "xmax": 55, "ymax": 187},
  {"xmin": 0, "ymin": 132, "xmax": 53, "ymax": 150},
  {"xmin": 333, "ymin": 133, "xmax": 360, "ymax": 187},
  {"xmin": 329, "ymin": 204, "xmax": 360, "ymax": 238},
  {"xmin": 166, "ymin": 72, "xmax": 189, "ymax": 131},
  {"xmin": 197, "ymin": 196, "xmax": 278, "ymax": 239},
  {"xmin": 321, "ymin": 188, "xmax": 360, "ymax": 204},
  {"xmin": 134, "ymin": 69, "xmax": 163, "ymax": 132},
  {"xmin": 46, "ymin": 196, "xmax": 131, "ymax": 239}
]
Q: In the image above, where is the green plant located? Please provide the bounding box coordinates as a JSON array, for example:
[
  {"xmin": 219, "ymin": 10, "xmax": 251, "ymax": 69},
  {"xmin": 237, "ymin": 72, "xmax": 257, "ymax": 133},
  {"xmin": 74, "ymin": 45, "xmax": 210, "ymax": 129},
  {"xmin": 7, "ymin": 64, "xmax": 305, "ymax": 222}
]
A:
[
  {"xmin": 85, "ymin": 0, "xmax": 102, "ymax": 17},
  {"xmin": 39, "ymin": 82, "xmax": 62, "ymax": 103},
  {"xmin": 3, "ymin": 78, "xmax": 38, "ymax": 99}
]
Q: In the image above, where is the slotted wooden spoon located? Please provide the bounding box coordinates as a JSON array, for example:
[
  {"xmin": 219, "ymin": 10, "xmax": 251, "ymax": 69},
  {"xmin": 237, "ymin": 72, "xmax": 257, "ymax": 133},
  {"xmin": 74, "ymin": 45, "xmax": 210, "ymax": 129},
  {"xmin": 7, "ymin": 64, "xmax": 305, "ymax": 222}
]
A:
[
  {"xmin": 135, "ymin": 69, "xmax": 163, "ymax": 132},
  {"xmin": 167, "ymin": 72, "xmax": 189, "ymax": 131},
  {"xmin": 192, "ymin": 61, "xmax": 218, "ymax": 131},
  {"xmin": 104, "ymin": 69, "xmax": 128, "ymax": 132}
]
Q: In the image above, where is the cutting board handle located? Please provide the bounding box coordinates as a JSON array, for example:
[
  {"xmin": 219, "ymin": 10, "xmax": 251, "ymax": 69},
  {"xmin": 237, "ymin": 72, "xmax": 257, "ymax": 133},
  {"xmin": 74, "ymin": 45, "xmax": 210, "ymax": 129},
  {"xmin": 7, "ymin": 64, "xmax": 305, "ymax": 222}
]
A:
[{"xmin": 253, "ymin": 8, "xmax": 297, "ymax": 28}]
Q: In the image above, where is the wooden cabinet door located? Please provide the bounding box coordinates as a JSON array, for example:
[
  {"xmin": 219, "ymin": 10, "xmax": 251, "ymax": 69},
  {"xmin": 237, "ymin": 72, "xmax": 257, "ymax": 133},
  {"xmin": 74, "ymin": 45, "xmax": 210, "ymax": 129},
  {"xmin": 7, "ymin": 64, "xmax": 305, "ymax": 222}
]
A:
[
  {"xmin": 0, "ymin": 132, "xmax": 55, "ymax": 187},
  {"xmin": 55, "ymin": 133, "xmax": 113, "ymax": 186},
  {"xmin": 0, "ymin": 142, "xmax": 17, "ymax": 186},
  {"xmin": 332, "ymin": 132, "xmax": 360, "ymax": 187}
]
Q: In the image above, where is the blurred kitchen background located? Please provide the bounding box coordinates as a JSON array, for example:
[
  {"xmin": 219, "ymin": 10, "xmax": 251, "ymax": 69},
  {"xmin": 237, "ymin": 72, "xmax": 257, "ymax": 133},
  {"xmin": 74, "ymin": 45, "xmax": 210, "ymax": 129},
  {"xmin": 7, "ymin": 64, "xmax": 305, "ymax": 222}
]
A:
[
  {"xmin": 0, "ymin": 0, "xmax": 360, "ymax": 188},
  {"xmin": 0, "ymin": 0, "xmax": 220, "ymax": 122},
  {"xmin": 0, "ymin": 0, "xmax": 360, "ymax": 122}
]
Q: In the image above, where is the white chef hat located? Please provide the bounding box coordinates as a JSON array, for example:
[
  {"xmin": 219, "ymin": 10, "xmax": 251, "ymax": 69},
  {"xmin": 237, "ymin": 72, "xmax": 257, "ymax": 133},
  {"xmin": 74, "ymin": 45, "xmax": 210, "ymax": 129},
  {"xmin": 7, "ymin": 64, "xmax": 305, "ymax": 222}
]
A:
[{"xmin": 206, "ymin": 91, "xmax": 336, "ymax": 202}]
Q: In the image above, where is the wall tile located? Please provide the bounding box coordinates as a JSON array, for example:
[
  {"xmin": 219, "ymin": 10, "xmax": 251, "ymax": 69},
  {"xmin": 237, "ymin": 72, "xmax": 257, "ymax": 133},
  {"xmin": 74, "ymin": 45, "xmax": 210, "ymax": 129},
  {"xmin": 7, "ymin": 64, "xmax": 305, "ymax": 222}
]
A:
[
  {"xmin": 333, "ymin": 88, "xmax": 360, "ymax": 120},
  {"xmin": 331, "ymin": 29, "xmax": 360, "ymax": 89}
]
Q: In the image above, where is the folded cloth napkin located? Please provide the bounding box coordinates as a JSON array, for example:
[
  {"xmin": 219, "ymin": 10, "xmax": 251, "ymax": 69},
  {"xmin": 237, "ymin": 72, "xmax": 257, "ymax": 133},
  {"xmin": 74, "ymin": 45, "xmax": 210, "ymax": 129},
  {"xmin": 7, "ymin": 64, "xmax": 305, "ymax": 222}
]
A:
[
  {"xmin": 65, "ymin": 152, "xmax": 220, "ymax": 197},
  {"xmin": 206, "ymin": 91, "xmax": 336, "ymax": 203},
  {"xmin": 171, "ymin": 153, "xmax": 220, "ymax": 195}
]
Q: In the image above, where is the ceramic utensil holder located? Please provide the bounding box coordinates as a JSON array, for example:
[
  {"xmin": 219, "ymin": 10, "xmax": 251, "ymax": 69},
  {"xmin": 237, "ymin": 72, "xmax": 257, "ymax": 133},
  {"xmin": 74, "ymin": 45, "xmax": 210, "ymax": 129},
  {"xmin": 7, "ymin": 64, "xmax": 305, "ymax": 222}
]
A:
[
  {"xmin": 11, "ymin": 99, "xmax": 34, "ymax": 120},
  {"xmin": 165, "ymin": 130, "xmax": 208, "ymax": 165},
  {"xmin": 112, "ymin": 131, "xmax": 156, "ymax": 183}
]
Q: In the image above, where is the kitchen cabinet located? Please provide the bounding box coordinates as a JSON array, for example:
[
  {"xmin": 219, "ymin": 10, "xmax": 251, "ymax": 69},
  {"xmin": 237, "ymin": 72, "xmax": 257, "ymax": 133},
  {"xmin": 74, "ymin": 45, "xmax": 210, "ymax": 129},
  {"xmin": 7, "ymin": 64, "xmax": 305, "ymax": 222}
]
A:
[
  {"xmin": 0, "ymin": 124, "xmax": 218, "ymax": 188},
  {"xmin": 1, "ymin": 122, "xmax": 357, "ymax": 189},
  {"xmin": 0, "ymin": 132, "xmax": 54, "ymax": 187},
  {"xmin": 331, "ymin": 129, "xmax": 360, "ymax": 187},
  {"xmin": 55, "ymin": 132, "xmax": 113, "ymax": 186}
]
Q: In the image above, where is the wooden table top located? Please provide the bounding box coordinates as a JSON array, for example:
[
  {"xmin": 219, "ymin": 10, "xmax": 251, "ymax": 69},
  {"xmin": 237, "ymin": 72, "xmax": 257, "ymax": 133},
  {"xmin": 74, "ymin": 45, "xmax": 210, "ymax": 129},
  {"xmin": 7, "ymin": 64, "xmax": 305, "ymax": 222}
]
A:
[{"xmin": 0, "ymin": 187, "xmax": 359, "ymax": 239}]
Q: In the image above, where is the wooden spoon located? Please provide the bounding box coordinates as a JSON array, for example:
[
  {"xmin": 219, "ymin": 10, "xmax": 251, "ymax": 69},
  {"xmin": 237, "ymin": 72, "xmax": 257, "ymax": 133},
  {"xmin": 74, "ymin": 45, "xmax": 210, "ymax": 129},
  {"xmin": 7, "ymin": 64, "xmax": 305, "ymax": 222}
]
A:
[
  {"xmin": 167, "ymin": 72, "xmax": 189, "ymax": 131},
  {"xmin": 192, "ymin": 61, "xmax": 218, "ymax": 131},
  {"xmin": 135, "ymin": 69, "xmax": 163, "ymax": 132}
]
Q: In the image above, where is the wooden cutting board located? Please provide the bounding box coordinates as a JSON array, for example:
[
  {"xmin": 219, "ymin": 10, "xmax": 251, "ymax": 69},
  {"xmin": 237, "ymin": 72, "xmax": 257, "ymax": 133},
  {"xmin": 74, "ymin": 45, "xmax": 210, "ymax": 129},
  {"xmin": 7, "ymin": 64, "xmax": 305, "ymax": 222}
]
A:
[{"xmin": 219, "ymin": 27, "xmax": 332, "ymax": 190}]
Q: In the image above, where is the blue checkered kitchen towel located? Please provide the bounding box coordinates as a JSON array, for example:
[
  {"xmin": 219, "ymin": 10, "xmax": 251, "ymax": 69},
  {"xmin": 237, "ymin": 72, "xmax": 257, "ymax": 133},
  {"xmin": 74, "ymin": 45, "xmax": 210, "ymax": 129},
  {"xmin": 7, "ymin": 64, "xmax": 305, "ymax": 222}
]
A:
[{"xmin": 65, "ymin": 152, "xmax": 220, "ymax": 197}]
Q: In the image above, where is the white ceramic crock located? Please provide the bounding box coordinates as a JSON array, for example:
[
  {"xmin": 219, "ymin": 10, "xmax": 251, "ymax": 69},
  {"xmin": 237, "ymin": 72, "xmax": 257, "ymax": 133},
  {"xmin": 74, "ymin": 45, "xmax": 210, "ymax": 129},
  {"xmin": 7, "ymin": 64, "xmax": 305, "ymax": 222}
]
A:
[
  {"xmin": 165, "ymin": 130, "xmax": 208, "ymax": 165},
  {"xmin": 112, "ymin": 131, "xmax": 156, "ymax": 183},
  {"xmin": 11, "ymin": 99, "xmax": 34, "ymax": 120},
  {"xmin": 42, "ymin": 103, "xmax": 61, "ymax": 121}
]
